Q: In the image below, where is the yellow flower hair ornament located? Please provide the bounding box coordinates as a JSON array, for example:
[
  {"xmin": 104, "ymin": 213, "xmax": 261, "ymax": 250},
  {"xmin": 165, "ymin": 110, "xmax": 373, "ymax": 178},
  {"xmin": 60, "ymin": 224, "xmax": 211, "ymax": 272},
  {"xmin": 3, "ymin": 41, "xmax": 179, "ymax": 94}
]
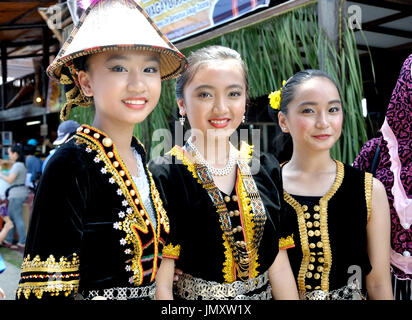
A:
[{"xmin": 268, "ymin": 80, "xmax": 286, "ymax": 110}]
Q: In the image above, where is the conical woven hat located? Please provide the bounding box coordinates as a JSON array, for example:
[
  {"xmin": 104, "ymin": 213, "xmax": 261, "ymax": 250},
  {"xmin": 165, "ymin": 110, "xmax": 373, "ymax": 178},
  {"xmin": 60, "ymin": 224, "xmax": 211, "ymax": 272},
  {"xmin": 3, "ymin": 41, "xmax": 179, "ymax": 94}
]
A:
[{"xmin": 47, "ymin": 0, "xmax": 186, "ymax": 82}]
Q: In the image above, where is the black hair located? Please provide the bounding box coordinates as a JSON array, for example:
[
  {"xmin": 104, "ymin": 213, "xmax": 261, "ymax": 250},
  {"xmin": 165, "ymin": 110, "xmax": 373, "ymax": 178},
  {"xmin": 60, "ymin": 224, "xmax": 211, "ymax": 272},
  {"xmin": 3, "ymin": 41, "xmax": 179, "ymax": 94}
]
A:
[
  {"xmin": 9, "ymin": 145, "xmax": 26, "ymax": 163},
  {"xmin": 72, "ymin": 55, "xmax": 89, "ymax": 72}
]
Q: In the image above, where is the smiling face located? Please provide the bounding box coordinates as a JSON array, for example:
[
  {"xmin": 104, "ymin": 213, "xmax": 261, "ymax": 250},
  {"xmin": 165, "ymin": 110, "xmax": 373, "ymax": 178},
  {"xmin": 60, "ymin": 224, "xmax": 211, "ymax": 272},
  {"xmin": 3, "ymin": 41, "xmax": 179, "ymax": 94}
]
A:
[
  {"xmin": 178, "ymin": 59, "xmax": 246, "ymax": 141},
  {"xmin": 278, "ymin": 76, "xmax": 343, "ymax": 153},
  {"xmin": 77, "ymin": 50, "xmax": 161, "ymax": 127}
]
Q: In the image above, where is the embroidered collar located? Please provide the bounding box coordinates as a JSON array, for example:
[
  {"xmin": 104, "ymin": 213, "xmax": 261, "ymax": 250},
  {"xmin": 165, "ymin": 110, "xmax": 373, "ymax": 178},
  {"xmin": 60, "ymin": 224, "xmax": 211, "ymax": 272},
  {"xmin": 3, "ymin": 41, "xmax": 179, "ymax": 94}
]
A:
[{"xmin": 74, "ymin": 124, "xmax": 169, "ymax": 285}]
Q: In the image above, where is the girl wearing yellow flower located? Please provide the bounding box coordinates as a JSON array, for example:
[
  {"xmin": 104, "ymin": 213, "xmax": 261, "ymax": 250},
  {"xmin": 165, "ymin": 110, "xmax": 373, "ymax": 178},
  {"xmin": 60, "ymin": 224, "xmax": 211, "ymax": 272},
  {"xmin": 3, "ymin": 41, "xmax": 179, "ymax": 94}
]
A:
[{"xmin": 272, "ymin": 69, "xmax": 392, "ymax": 300}]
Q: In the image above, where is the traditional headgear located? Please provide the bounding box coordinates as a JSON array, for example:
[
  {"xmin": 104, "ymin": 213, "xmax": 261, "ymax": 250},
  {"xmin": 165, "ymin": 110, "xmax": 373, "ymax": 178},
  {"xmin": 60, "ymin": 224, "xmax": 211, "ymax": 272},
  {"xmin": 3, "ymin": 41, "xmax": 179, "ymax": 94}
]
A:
[{"xmin": 47, "ymin": 0, "xmax": 187, "ymax": 120}]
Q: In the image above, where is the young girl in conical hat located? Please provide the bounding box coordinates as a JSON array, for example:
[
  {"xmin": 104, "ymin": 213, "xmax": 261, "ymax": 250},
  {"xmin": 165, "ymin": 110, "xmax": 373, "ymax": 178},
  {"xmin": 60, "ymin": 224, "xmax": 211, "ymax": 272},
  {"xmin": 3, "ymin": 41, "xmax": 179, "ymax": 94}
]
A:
[{"xmin": 17, "ymin": 0, "xmax": 186, "ymax": 300}]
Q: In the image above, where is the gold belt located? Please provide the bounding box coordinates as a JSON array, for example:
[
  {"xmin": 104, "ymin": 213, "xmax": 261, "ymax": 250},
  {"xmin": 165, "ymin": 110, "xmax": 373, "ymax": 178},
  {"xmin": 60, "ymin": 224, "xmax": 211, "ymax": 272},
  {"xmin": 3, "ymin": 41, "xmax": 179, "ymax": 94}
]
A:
[{"xmin": 175, "ymin": 271, "xmax": 271, "ymax": 300}]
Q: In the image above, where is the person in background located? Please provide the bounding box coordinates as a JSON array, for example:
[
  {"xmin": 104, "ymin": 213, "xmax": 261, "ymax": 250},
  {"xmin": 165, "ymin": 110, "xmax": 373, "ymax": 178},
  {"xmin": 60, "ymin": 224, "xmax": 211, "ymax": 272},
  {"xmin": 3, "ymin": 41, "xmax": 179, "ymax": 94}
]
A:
[
  {"xmin": 353, "ymin": 54, "xmax": 412, "ymax": 300},
  {"xmin": 25, "ymin": 139, "xmax": 42, "ymax": 189},
  {"xmin": 0, "ymin": 145, "xmax": 28, "ymax": 252},
  {"xmin": 42, "ymin": 120, "xmax": 80, "ymax": 173},
  {"xmin": 0, "ymin": 211, "xmax": 14, "ymax": 245},
  {"xmin": 0, "ymin": 208, "xmax": 8, "ymax": 298}
]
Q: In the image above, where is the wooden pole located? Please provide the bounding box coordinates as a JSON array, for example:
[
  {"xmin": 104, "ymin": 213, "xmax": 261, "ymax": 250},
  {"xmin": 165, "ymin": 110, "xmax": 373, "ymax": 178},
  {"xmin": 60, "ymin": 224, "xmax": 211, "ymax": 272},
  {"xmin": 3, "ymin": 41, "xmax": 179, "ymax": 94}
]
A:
[
  {"xmin": 41, "ymin": 27, "xmax": 49, "ymax": 140},
  {"xmin": 317, "ymin": 0, "xmax": 341, "ymax": 70},
  {"xmin": 42, "ymin": 26, "xmax": 49, "ymax": 102},
  {"xmin": 1, "ymin": 44, "xmax": 8, "ymax": 110}
]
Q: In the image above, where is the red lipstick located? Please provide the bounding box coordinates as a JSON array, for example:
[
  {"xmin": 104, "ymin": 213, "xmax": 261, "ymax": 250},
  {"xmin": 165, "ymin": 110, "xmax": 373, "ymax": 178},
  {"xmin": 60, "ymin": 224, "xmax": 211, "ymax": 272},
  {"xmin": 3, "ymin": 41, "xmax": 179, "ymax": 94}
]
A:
[{"xmin": 208, "ymin": 118, "xmax": 230, "ymax": 128}]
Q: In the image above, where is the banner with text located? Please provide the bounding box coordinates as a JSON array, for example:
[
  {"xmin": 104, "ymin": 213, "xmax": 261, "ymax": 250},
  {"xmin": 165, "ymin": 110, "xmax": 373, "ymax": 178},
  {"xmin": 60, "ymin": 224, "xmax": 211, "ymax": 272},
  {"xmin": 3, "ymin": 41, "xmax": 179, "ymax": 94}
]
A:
[{"xmin": 140, "ymin": 0, "xmax": 270, "ymax": 41}]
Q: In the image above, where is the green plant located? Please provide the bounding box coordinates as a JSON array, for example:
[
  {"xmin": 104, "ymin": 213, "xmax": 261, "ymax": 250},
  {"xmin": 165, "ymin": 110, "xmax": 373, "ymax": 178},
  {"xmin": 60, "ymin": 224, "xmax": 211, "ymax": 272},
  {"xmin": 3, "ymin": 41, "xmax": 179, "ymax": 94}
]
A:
[
  {"xmin": 68, "ymin": 3, "xmax": 370, "ymax": 163},
  {"xmin": 177, "ymin": 4, "xmax": 370, "ymax": 163}
]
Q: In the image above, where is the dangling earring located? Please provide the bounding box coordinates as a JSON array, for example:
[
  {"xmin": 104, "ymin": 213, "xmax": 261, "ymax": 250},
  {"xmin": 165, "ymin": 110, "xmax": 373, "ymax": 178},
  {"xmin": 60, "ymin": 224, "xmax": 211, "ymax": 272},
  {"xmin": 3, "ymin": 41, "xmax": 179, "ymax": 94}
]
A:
[
  {"xmin": 242, "ymin": 115, "xmax": 246, "ymax": 124},
  {"xmin": 179, "ymin": 115, "xmax": 185, "ymax": 126}
]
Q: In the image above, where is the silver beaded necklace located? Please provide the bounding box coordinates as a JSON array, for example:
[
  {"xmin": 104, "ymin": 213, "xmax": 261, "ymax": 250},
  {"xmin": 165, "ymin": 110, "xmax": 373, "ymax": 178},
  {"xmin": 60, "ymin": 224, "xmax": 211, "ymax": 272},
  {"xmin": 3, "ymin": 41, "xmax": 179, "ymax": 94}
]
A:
[{"xmin": 186, "ymin": 139, "xmax": 237, "ymax": 176}]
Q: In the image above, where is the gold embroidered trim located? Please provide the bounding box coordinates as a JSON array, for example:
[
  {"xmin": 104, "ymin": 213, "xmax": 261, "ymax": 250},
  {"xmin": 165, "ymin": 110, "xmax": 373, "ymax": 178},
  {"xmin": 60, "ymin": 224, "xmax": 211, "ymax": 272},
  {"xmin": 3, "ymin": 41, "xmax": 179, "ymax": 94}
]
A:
[
  {"xmin": 76, "ymin": 130, "xmax": 148, "ymax": 232},
  {"xmin": 364, "ymin": 172, "xmax": 373, "ymax": 223},
  {"xmin": 236, "ymin": 169, "xmax": 260, "ymax": 281},
  {"xmin": 147, "ymin": 165, "xmax": 169, "ymax": 280},
  {"xmin": 17, "ymin": 254, "xmax": 80, "ymax": 299},
  {"xmin": 75, "ymin": 124, "xmax": 169, "ymax": 285},
  {"xmin": 319, "ymin": 161, "xmax": 344, "ymax": 293},
  {"xmin": 279, "ymin": 234, "xmax": 295, "ymax": 249},
  {"xmin": 147, "ymin": 166, "xmax": 170, "ymax": 234},
  {"xmin": 222, "ymin": 233, "xmax": 236, "ymax": 283},
  {"xmin": 283, "ymin": 160, "xmax": 344, "ymax": 294},
  {"xmin": 17, "ymin": 280, "xmax": 79, "ymax": 299},
  {"xmin": 20, "ymin": 254, "xmax": 79, "ymax": 273},
  {"xmin": 283, "ymin": 192, "xmax": 310, "ymax": 294},
  {"xmin": 169, "ymin": 146, "xmax": 201, "ymax": 183},
  {"xmin": 162, "ymin": 243, "xmax": 181, "ymax": 259},
  {"xmin": 239, "ymin": 141, "xmax": 253, "ymax": 161},
  {"xmin": 170, "ymin": 143, "xmax": 260, "ymax": 282}
]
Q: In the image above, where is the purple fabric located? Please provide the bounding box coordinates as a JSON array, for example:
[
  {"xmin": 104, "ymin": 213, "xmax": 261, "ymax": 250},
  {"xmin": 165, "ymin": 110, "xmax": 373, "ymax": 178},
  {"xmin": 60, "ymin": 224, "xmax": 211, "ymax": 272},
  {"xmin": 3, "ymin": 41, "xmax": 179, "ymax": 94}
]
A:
[
  {"xmin": 0, "ymin": 200, "xmax": 7, "ymax": 218},
  {"xmin": 353, "ymin": 54, "xmax": 412, "ymax": 280}
]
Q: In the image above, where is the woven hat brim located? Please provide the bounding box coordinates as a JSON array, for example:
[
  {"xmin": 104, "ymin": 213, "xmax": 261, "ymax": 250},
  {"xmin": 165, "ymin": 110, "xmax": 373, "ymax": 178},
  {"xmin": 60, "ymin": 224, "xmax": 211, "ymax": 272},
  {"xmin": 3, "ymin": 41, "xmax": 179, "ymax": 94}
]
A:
[
  {"xmin": 47, "ymin": 44, "xmax": 186, "ymax": 82},
  {"xmin": 46, "ymin": 0, "xmax": 187, "ymax": 83}
]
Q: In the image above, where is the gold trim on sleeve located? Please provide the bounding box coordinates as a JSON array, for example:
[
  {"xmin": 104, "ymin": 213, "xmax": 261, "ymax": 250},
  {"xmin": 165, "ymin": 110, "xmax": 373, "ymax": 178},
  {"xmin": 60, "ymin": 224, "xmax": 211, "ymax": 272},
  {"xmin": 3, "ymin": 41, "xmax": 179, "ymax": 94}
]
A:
[
  {"xmin": 17, "ymin": 280, "xmax": 79, "ymax": 299},
  {"xmin": 279, "ymin": 234, "xmax": 295, "ymax": 249},
  {"xmin": 20, "ymin": 254, "xmax": 79, "ymax": 273},
  {"xmin": 17, "ymin": 254, "xmax": 80, "ymax": 299},
  {"xmin": 169, "ymin": 146, "xmax": 201, "ymax": 183},
  {"xmin": 162, "ymin": 243, "xmax": 181, "ymax": 259}
]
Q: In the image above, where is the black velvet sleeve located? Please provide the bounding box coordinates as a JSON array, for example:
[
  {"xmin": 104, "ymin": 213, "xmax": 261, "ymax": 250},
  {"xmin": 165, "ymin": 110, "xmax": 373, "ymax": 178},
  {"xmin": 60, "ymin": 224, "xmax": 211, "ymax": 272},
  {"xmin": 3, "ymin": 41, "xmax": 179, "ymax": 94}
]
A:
[
  {"xmin": 16, "ymin": 143, "xmax": 89, "ymax": 300},
  {"xmin": 258, "ymin": 153, "xmax": 295, "ymax": 250}
]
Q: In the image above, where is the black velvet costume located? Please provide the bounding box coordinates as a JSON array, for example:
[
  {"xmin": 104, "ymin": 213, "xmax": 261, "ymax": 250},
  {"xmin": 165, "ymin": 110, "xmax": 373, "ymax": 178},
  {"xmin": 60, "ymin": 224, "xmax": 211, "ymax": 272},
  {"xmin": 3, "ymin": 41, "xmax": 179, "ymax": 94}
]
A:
[
  {"xmin": 282, "ymin": 161, "xmax": 373, "ymax": 299},
  {"xmin": 16, "ymin": 125, "xmax": 169, "ymax": 300},
  {"xmin": 149, "ymin": 144, "xmax": 294, "ymax": 299}
]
